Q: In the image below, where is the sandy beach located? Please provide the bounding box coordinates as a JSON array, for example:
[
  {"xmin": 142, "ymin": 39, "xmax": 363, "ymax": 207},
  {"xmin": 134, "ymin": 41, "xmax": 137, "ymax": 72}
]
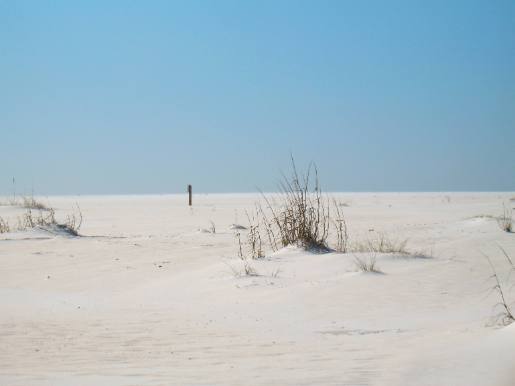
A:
[{"xmin": 1, "ymin": 193, "xmax": 514, "ymax": 385}]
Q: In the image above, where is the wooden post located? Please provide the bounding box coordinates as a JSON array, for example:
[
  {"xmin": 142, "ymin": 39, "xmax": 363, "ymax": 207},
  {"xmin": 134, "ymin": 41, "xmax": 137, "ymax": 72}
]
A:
[{"xmin": 188, "ymin": 184, "xmax": 192, "ymax": 206}]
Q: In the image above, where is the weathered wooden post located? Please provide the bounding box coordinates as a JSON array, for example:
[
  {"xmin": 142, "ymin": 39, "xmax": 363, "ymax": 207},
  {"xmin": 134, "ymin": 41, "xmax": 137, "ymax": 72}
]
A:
[{"xmin": 188, "ymin": 184, "xmax": 192, "ymax": 206}]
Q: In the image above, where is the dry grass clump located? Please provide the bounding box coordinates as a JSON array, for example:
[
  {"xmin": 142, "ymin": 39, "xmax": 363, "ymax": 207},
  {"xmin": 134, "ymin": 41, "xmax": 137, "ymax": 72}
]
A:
[
  {"xmin": 17, "ymin": 208, "xmax": 82, "ymax": 236},
  {"xmin": 62, "ymin": 210, "xmax": 83, "ymax": 236},
  {"xmin": 0, "ymin": 217, "xmax": 10, "ymax": 233},
  {"xmin": 332, "ymin": 198, "xmax": 348, "ymax": 253},
  {"xmin": 234, "ymin": 158, "xmax": 433, "ymax": 264},
  {"xmin": 240, "ymin": 259, "xmax": 258, "ymax": 277},
  {"xmin": 350, "ymin": 234, "xmax": 434, "ymax": 258},
  {"xmin": 354, "ymin": 255, "xmax": 381, "ymax": 273},
  {"xmin": 233, "ymin": 214, "xmax": 264, "ymax": 261},
  {"xmin": 484, "ymin": 247, "xmax": 514, "ymax": 325},
  {"xmin": 0, "ymin": 207, "xmax": 83, "ymax": 236},
  {"xmin": 407, "ymin": 247, "xmax": 434, "ymax": 259},
  {"xmin": 248, "ymin": 158, "xmax": 354, "ymax": 256},
  {"xmin": 259, "ymin": 158, "xmax": 330, "ymax": 251},
  {"xmin": 498, "ymin": 205, "xmax": 513, "ymax": 233},
  {"xmin": 234, "ymin": 158, "xmax": 431, "ymax": 261},
  {"xmin": 22, "ymin": 196, "xmax": 49, "ymax": 210},
  {"xmin": 233, "ymin": 231, "xmax": 259, "ymax": 276},
  {"xmin": 0, "ymin": 194, "xmax": 48, "ymax": 210},
  {"xmin": 246, "ymin": 211, "xmax": 264, "ymax": 259},
  {"xmin": 18, "ymin": 208, "xmax": 53, "ymax": 229},
  {"xmin": 350, "ymin": 233, "xmax": 408, "ymax": 254}
]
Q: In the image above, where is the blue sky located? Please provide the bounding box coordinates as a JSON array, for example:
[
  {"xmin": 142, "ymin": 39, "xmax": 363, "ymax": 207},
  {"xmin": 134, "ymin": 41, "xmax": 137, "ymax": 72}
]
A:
[{"xmin": 1, "ymin": 0, "xmax": 514, "ymax": 194}]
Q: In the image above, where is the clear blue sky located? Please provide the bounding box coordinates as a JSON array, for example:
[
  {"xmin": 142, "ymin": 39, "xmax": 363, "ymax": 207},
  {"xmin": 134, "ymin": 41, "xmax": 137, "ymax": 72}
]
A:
[{"xmin": 1, "ymin": 0, "xmax": 514, "ymax": 194}]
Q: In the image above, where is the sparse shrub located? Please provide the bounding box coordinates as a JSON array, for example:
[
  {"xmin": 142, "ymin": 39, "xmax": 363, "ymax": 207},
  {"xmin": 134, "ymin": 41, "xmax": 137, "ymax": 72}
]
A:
[
  {"xmin": 498, "ymin": 205, "xmax": 513, "ymax": 233},
  {"xmin": 209, "ymin": 220, "xmax": 216, "ymax": 234},
  {"xmin": 354, "ymin": 255, "xmax": 381, "ymax": 273}
]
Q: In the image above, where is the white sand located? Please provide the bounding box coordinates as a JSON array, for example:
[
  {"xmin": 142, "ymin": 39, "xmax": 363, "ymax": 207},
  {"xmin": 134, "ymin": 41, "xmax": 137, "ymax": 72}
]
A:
[{"xmin": 1, "ymin": 193, "xmax": 514, "ymax": 385}]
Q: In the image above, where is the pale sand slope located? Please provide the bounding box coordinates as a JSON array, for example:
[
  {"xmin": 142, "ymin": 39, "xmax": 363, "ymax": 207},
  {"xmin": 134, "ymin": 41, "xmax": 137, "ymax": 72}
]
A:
[{"xmin": 1, "ymin": 193, "xmax": 514, "ymax": 386}]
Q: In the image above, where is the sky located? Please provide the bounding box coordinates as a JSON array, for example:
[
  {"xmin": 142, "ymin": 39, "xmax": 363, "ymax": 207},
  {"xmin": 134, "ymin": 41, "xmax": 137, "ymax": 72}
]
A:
[{"xmin": 1, "ymin": 0, "xmax": 514, "ymax": 195}]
